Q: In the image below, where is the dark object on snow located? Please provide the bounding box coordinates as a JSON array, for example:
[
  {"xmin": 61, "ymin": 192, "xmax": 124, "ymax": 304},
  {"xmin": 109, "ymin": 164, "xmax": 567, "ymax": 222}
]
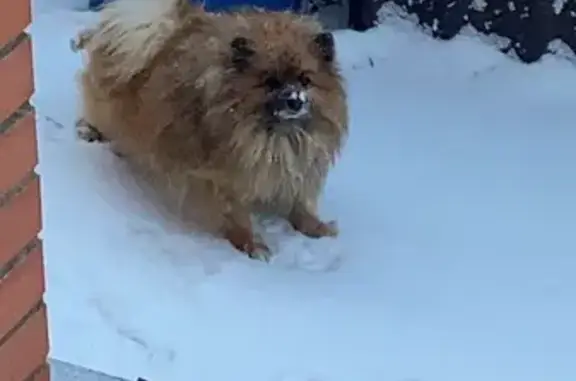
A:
[
  {"xmin": 303, "ymin": 0, "xmax": 378, "ymax": 31},
  {"xmin": 204, "ymin": 0, "xmax": 296, "ymax": 11},
  {"xmin": 90, "ymin": 0, "xmax": 297, "ymax": 11},
  {"xmin": 348, "ymin": 0, "xmax": 378, "ymax": 31},
  {"xmin": 303, "ymin": 0, "xmax": 350, "ymax": 30},
  {"xmin": 385, "ymin": 0, "xmax": 576, "ymax": 63},
  {"xmin": 88, "ymin": 0, "xmax": 378, "ymax": 32}
]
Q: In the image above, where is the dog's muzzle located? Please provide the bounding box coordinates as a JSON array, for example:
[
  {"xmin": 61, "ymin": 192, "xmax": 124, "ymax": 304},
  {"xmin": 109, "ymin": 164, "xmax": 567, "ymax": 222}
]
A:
[{"xmin": 272, "ymin": 84, "xmax": 310, "ymax": 120}]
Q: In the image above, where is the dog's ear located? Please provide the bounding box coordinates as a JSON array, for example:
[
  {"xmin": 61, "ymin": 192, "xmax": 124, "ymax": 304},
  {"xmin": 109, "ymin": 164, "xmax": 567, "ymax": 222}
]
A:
[
  {"xmin": 230, "ymin": 36, "xmax": 255, "ymax": 71},
  {"xmin": 312, "ymin": 32, "xmax": 335, "ymax": 63}
]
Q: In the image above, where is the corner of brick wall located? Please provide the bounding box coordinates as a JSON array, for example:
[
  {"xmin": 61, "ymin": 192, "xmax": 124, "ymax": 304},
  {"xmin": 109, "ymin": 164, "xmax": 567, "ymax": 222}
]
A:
[{"xmin": 0, "ymin": 0, "xmax": 50, "ymax": 379}]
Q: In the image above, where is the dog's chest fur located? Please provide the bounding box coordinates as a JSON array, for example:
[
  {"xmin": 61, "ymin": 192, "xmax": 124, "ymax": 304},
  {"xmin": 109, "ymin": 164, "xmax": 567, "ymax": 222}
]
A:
[{"xmin": 233, "ymin": 133, "xmax": 329, "ymax": 210}]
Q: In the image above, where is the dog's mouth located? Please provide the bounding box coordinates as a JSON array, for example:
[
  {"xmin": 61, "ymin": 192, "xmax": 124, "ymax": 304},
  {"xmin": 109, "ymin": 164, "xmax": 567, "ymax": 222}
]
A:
[
  {"xmin": 274, "ymin": 105, "xmax": 310, "ymax": 121},
  {"xmin": 267, "ymin": 85, "xmax": 311, "ymax": 122}
]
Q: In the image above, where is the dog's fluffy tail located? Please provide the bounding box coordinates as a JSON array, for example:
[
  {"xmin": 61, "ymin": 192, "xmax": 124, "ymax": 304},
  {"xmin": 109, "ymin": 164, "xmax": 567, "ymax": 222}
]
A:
[
  {"xmin": 70, "ymin": 27, "xmax": 94, "ymax": 52},
  {"xmin": 72, "ymin": 0, "xmax": 198, "ymax": 84}
]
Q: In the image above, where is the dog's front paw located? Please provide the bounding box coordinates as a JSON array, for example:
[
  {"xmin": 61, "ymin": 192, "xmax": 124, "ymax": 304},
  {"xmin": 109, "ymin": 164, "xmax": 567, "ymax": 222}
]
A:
[
  {"xmin": 247, "ymin": 241, "xmax": 273, "ymax": 262},
  {"xmin": 298, "ymin": 219, "xmax": 339, "ymax": 239},
  {"xmin": 289, "ymin": 209, "xmax": 339, "ymax": 239},
  {"xmin": 225, "ymin": 227, "xmax": 273, "ymax": 262},
  {"xmin": 238, "ymin": 235, "xmax": 273, "ymax": 262}
]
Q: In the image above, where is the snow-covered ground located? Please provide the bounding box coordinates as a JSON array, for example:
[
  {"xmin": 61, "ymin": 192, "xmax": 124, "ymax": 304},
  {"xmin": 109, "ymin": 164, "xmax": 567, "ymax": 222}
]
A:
[{"xmin": 29, "ymin": 4, "xmax": 576, "ymax": 381}]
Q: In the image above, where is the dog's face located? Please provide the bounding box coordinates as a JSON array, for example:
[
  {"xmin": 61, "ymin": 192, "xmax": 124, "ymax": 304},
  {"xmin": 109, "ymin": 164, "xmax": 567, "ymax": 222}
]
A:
[
  {"xmin": 262, "ymin": 68, "xmax": 312, "ymax": 123},
  {"xmin": 215, "ymin": 26, "xmax": 346, "ymax": 141}
]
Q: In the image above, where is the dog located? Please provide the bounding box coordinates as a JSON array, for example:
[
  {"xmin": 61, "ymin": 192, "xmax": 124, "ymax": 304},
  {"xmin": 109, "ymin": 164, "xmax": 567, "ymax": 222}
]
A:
[{"xmin": 72, "ymin": 0, "xmax": 349, "ymax": 260}]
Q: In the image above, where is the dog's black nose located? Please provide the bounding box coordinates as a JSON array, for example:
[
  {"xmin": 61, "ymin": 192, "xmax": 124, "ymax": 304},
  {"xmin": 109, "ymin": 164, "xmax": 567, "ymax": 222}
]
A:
[
  {"xmin": 277, "ymin": 85, "xmax": 307, "ymax": 114},
  {"xmin": 285, "ymin": 98, "xmax": 304, "ymax": 112}
]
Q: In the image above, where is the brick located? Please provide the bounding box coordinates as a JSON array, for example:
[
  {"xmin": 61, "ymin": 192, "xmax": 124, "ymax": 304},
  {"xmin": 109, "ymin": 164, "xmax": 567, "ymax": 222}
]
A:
[
  {"xmin": 0, "ymin": 304, "xmax": 49, "ymax": 381},
  {"xmin": 0, "ymin": 0, "xmax": 31, "ymax": 47},
  {"xmin": 28, "ymin": 364, "xmax": 50, "ymax": 381},
  {"xmin": 0, "ymin": 109, "xmax": 37, "ymax": 193},
  {"xmin": 36, "ymin": 366, "xmax": 50, "ymax": 381},
  {"xmin": 0, "ymin": 177, "xmax": 42, "ymax": 268},
  {"xmin": 0, "ymin": 36, "xmax": 34, "ymax": 122},
  {"xmin": 0, "ymin": 244, "xmax": 45, "ymax": 342}
]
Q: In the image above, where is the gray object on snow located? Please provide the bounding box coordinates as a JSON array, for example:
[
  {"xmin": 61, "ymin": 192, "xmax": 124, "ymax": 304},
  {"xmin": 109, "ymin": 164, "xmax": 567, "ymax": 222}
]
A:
[
  {"xmin": 50, "ymin": 359, "xmax": 128, "ymax": 381},
  {"xmin": 300, "ymin": 0, "xmax": 350, "ymax": 30}
]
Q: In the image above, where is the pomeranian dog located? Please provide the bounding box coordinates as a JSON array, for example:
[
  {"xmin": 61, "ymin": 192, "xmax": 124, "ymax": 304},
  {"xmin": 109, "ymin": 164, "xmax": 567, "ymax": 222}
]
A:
[{"xmin": 72, "ymin": 0, "xmax": 349, "ymax": 260}]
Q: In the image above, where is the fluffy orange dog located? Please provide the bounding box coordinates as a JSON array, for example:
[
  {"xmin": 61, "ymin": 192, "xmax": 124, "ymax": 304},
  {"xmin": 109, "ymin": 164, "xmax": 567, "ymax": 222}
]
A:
[{"xmin": 73, "ymin": 0, "xmax": 349, "ymax": 260}]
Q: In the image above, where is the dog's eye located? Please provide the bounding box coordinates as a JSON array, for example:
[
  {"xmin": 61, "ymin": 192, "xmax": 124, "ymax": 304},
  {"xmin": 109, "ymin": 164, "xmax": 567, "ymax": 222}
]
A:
[
  {"xmin": 299, "ymin": 74, "xmax": 311, "ymax": 86},
  {"xmin": 264, "ymin": 76, "xmax": 282, "ymax": 90}
]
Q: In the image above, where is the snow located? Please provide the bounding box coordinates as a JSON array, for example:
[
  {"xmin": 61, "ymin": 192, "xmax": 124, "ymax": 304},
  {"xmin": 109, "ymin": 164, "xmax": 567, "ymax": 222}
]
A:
[{"xmin": 29, "ymin": 4, "xmax": 576, "ymax": 381}]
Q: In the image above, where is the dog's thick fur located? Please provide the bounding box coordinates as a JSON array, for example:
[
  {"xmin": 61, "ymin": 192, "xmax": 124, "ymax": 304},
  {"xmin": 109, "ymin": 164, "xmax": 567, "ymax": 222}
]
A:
[{"xmin": 74, "ymin": 0, "xmax": 348, "ymax": 260}]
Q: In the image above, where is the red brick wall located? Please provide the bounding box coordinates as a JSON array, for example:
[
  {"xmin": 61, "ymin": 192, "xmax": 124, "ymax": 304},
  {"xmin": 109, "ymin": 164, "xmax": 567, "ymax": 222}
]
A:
[{"xmin": 0, "ymin": 0, "xmax": 50, "ymax": 379}]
